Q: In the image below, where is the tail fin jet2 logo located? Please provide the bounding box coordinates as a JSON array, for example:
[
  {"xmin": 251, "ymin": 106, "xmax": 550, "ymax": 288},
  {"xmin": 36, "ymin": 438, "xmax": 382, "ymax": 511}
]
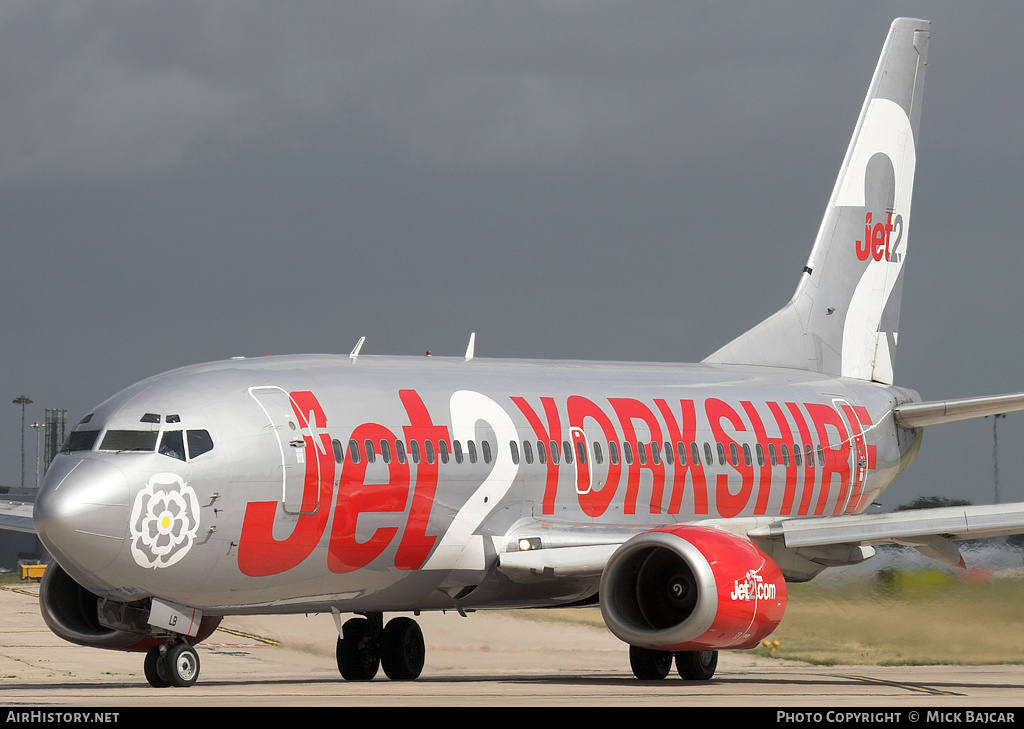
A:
[{"xmin": 855, "ymin": 212, "xmax": 904, "ymax": 263}]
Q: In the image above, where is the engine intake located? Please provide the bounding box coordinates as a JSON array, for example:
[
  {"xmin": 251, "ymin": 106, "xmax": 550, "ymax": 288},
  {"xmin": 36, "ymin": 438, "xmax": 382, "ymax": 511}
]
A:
[
  {"xmin": 39, "ymin": 562, "xmax": 219, "ymax": 652},
  {"xmin": 599, "ymin": 525, "xmax": 786, "ymax": 651}
]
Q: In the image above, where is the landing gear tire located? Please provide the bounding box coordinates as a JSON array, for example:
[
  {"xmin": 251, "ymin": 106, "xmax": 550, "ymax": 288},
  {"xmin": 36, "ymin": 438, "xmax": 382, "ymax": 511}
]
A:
[
  {"xmin": 337, "ymin": 617, "xmax": 380, "ymax": 681},
  {"xmin": 166, "ymin": 643, "xmax": 200, "ymax": 687},
  {"xmin": 675, "ymin": 649, "xmax": 718, "ymax": 680},
  {"xmin": 144, "ymin": 645, "xmax": 172, "ymax": 688},
  {"xmin": 381, "ymin": 617, "xmax": 425, "ymax": 681},
  {"xmin": 629, "ymin": 645, "xmax": 673, "ymax": 680}
]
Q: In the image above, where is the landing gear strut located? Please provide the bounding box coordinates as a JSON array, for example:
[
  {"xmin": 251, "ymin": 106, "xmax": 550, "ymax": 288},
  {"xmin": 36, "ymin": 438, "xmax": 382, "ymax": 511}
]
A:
[
  {"xmin": 144, "ymin": 642, "xmax": 200, "ymax": 688},
  {"xmin": 336, "ymin": 613, "xmax": 425, "ymax": 681},
  {"xmin": 628, "ymin": 646, "xmax": 718, "ymax": 681}
]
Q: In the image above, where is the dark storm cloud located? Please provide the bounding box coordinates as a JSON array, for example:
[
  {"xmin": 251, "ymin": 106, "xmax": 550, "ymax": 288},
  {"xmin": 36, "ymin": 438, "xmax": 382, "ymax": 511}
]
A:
[{"xmin": 2, "ymin": 1, "xmax": 1024, "ymax": 509}]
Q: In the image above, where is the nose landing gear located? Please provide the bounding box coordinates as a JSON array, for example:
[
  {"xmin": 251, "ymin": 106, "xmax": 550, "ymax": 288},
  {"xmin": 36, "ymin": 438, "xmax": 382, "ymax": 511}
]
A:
[{"xmin": 144, "ymin": 642, "xmax": 200, "ymax": 688}]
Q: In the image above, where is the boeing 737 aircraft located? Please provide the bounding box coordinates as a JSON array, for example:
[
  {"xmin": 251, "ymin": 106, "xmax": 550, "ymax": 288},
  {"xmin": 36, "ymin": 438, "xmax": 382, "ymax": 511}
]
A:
[{"xmin": 7, "ymin": 17, "xmax": 1024, "ymax": 688}]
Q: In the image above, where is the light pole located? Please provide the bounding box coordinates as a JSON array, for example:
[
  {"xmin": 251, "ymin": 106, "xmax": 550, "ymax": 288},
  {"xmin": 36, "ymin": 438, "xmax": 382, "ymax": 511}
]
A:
[
  {"xmin": 12, "ymin": 396, "xmax": 32, "ymax": 489},
  {"xmin": 991, "ymin": 413, "xmax": 1006, "ymax": 504},
  {"xmin": 30, "ymin": 422, "xmax": 43, "ymax": 489}
]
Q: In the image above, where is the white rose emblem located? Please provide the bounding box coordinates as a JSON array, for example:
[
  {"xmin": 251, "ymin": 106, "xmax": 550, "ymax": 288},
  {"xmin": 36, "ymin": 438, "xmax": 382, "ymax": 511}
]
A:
[{"xmin": 129, "ymin": 473, "xmax": 201, "ymax": 569}]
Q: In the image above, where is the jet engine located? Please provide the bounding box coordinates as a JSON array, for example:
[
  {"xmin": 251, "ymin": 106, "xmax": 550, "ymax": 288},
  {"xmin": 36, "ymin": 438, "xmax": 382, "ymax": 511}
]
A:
[
  {"xmin": 38, "ymin": 562, "xmax": 220, "ymax": 652},
  {"xmin": 599, "ymin": 525, "xmax": 786, "ymax": 651}
]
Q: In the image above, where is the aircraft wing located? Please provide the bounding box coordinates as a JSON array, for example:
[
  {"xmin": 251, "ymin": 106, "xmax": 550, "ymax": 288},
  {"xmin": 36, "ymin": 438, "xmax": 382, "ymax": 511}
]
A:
[
  {"xmin": 894, "ymin": 392, "xmax": 1024, "ymax": 428},
  {"xmin": 497, "ymin": 543, "xmax": 622, "ymax": 582},
  {"xmin": 496, "ymin": 521, "xmax": 647, "ymax": 584},
  {"xmin": 747, "ymin": 502, "xmax": 1024, "ymax": 546},
  {"xmin": 0, "ymin": 500, "xmax": 35, "ymax": 534},
  {"xmin": 496, "ymin": 501, "xmax": 1024, "ymax": 585},
  {"xmin": 747, "ymin": 502, "xmax": 1024, "ymax": 567}
]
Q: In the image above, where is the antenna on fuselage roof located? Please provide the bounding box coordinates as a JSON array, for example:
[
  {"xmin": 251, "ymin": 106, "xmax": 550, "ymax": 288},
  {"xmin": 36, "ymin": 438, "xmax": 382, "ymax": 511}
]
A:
[
  {"xmin": 465, "ymin": 332, "xmax": 476, "ymax": 362},
  {"xmin": 349, "ymin": 336, "xmax": 365, "ymax": 364}
]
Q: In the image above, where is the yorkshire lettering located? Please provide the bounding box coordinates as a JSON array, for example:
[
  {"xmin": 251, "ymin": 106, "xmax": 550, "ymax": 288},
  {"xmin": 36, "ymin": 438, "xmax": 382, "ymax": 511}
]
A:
[{"xmin": 237, "ymin": 388, "xmax": 877, "ymax": 577}]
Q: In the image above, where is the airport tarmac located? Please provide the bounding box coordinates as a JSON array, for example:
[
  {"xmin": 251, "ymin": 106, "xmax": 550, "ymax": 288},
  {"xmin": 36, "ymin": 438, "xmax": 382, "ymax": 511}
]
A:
[{"xmin": 2, "ymin": 582, "xmax": 1023, "ymax": 708}]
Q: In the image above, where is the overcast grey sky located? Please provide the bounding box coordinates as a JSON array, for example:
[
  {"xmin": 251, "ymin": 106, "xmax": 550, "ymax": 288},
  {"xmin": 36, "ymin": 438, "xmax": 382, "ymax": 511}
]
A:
[{"xmin": 2, "ymin": 2, "xmax": 1023, "ymax": 509}]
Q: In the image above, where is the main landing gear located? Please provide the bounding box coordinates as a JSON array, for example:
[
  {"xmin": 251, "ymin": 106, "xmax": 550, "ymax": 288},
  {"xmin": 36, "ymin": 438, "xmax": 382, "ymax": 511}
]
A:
[
  {"xmin": 144, "ymin": 641, "xmax": 200, "ymax": 688},
  {"xmin": 629, "ymin": 645, "xmax": 718, "ymax": 681},
  {"xmin": 336, "ymin": 613, "xmax": 425, "ymax": 681}
]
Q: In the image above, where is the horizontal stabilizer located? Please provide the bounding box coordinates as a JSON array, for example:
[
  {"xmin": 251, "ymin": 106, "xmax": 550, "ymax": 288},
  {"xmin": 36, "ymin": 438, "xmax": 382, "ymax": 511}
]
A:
[{"xmin": 894, "ymin": 392, "xmax": 1024, "ymax": 428}]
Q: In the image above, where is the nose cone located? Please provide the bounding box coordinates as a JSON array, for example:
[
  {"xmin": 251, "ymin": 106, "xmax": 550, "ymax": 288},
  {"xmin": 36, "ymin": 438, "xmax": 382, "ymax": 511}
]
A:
[{"xmin": 34, "ymin": 457, "xmax": 130, "ymax": 576}]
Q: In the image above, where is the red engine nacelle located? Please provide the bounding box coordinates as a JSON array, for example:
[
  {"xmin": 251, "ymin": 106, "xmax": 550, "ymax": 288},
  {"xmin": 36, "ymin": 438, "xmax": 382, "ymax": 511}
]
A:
[{"xmin": 599, "ymin": 524, "xmax": 786, "ymax": 651}]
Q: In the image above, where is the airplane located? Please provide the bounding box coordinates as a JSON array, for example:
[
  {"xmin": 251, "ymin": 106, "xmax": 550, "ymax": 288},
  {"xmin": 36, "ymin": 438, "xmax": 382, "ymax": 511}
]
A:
[{"xmin": 7, "ymin": 16, "xmax": 1024, "ymax": 689}]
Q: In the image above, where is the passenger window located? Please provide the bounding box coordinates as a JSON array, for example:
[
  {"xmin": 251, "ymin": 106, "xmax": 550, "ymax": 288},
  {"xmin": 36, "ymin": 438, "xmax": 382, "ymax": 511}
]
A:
[
  {"xmin": 716, "ymin": 442, "xmax": 726, "ymax": 466},
  {"xmin": 793, "ymin": 444, "xmax": 802, "ymax": 467},
  {"xmin": 159, "ymin": 431, "xmax": 186, "ymax": 461},
  {"xmin": 817, "ymin": 445, "xmax": 826, "ymax": 465},
  {"xmin": 636, "ymin": 443, "xmax": 646, "ymax": 466},
  {"xmin": 467, "ymin": 440, "xmax": 478, "ymax": 464},
  {"xmin": 425, "ymin": 440, "xmax": 436, "ymax": 465},
  {"xmin": 395, "ymin": 440, "xmax": 407, "ymax": 464},
  {"xmin": 781, "ymin": 444, "xmax": 790, "ymax": 467},
  {"xmin": 380, "ymin": 440, "xmax": 392, "ymax": 464},
  {"xmin": 523, "ymin": 440, "xmax": 534, "ymax": 465},
  {"xmin": 593, "ymin": 441, "xmax": 603, "ymax": 465},
  {"xmin": 608, "ymin": 441, "xmax": 619, "ymax": 466},
  {"xmin": 805, "ymin": 444, "xmax": 815, "ymax": 466},
  {"xmin": 364, "ymin": 439, "xmax": 376, "ymax": 464},
  {"xmin": 536, "ymin": 440, "xmax": 547, "ymax": 465},
  {"xmin": 549, "ymin": 441, "xmax": 559, "ymax": 465},
  {"xmin": 410, "ymin": 440, "xmax": 421, "ymax": 464},
  {"xmin": 453, "ymin": 440, "xmax": 464, "ymax": 464},
  {"xmin": 332, "ymin": 439, "xmax": 344, "ymax": 464},
  {"xmin": 510, "ymin": 440, "xmax": 520, "ymax": 465},
  {"xmin": 562, "ymin": 441, "xmax": 572, "ymax": 465},
  {"xmin": 662, "ymin": 441, "xmax": 672, "ymax": 466},
  {"xmin": 482, "ymin": 441, "xmax": 492, "ymax": 464},
  {"xmin": 348, "ymin": 439, "xmax": 361, "ymax": 464},
  {"xmin": 769, "ymin": 444, "xmax": 778, "ymax": 466},
  {"xmin": 438, "ymin": 440, "xmax": 450, "ymax": 464},
  {"xmin": 574, "ymin": 440, "xmax": 586, "ymax": 465},
  {"xmin": 729, "ymin": 443, "xmax": 739, "ymax": 467},
  {"xmin": 623, "ymin": 442, "xmax": 634, "ymax": 465},
  {"xmin": 743, "ymin": 443, "xmax": 752, "ymax": 467},
  {"xmin": 703, "ymin": 443, "xmax": 713, "ymax": 466},
  {"xmin": 756, "ymin": 443, "xmax": 765, "ymax": 467},
  {"xmin": 676, "ymin": 441, "xmax": 686, "ymax": 465},
  {"xmin": 651, "ymin": 441, "xmax": 661, "ymax": 466}
]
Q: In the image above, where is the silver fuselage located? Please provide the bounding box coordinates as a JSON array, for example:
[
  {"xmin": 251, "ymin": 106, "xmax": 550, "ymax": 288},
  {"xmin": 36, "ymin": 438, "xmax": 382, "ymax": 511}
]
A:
[{"xmin": 34, "ymin": 353, "xmax": 922, "ymax": 616}]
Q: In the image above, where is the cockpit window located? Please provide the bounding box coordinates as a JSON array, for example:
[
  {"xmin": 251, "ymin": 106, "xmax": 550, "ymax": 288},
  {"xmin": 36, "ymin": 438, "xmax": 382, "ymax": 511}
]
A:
[
  {"xmin": 187, "ymin": 430, "xmax": 214, "ymax": 459},
  {"xmin": 159, "ymin": 430, "xmax": 186, "ymax": 461},
  {"xmin": 62, "ymin": 430, "xmax": 100, "ymax": 452},
  {"xmin": 99, "ymin": 430, "xmax": 159, "ymax": 452}
]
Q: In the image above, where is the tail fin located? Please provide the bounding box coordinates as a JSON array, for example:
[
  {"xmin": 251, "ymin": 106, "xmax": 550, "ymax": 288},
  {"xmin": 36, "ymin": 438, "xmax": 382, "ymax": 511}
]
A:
[{"xmin": 705, "ymin": 18, "xmax": 930, "ymax": 385}]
